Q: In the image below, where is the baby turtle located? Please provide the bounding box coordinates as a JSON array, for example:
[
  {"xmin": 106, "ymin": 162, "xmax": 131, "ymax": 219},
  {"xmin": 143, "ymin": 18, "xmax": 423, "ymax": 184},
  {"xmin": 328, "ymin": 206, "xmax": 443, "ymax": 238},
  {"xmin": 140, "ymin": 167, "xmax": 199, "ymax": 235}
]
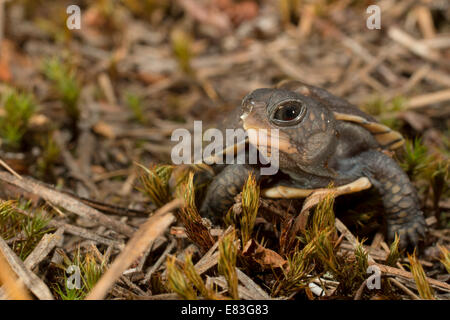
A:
[{"xmin": 199, "ymin": 80, "xmax": 426, "ymax": 248}]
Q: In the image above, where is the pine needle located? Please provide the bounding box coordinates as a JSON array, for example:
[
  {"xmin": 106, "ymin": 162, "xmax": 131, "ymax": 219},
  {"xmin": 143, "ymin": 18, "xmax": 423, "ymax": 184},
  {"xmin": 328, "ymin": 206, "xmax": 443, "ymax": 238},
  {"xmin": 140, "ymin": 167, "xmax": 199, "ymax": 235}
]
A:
[
  {"xmin": 166, "ymin": 255, "xmax": 197, "ymax": 300},
  {"xmin": 272, "ymin": 241, "xmax": 315, "ymax": 296},
  {"xmin": 177, "ymin": 172, "xmax": 214, "ymax": 253},
  {"xmin": 137, "ymin": 163, "xmax": 174, "ymax": 208},
  {"xmin": 385, "ymin": 233, "xmax": 401, "ymax": 267},
  {"xmin": 240, "ymin": 173, "xmax": 260, "ymax": 246},
  {"xmin": 437, "ymin": 245, "xmax": 450, "ymax": 274},
  {"xmin": 218, "ymin": 229, "xmax": 239, "ymax": 299},
  {"xmin": 407, "ymin": 251, "xmax": 435, "ymax": 300},
  {"xmin": 354, "ymin": 238, "xmax": 369, "ymax": 275},
  {"xmin": 183, "ymin": 253, "xmax": 218, "ymax": 300}
]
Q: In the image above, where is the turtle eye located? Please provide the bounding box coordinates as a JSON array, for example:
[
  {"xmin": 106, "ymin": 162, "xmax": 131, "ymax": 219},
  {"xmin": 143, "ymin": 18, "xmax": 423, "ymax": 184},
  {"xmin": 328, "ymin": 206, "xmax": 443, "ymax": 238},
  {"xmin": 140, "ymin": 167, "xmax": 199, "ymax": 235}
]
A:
[{"xmin": 271, "ymin": 100, "xmax": 306, "ymax": 126}]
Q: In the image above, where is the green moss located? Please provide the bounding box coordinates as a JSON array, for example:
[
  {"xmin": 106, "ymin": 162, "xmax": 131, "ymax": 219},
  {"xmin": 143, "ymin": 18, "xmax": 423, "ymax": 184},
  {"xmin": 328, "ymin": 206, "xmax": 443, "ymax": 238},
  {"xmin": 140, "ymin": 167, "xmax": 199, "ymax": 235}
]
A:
[
  {"xmin": 171, "ymin": 29, "xmax": 193, "ymax": 74},
  {"xmin": 166, "ymin": 255, "xmax": 198, "ymax": 300},
  {"xmin": 42, "ymin": 57, "xmax": 80, "ymax": 121},
  {"xmin": 125, "ymin": 92, "xmax": 146, "ymax": 124},
  {"xmin": 407, "ymin": 251, "xmax": 435, "ymax": 300},
  {"xmin": 385, "ymin": 234, "xmax": 401, "ymax": 267},
  {"xmin": 400, "ymin": 138, "xmax": 431, "ymax": 180},
  {"xmin": 272, "ymin": 242, "xmax": 315, "ymax": 296},
  {"xmin": 36, "ymin": 135, "xmax": 61, "ymax": 178},
  {"xmin": 137, "ymin": 163, "xmax": 174, "ymax": 208},
  {"xmin": 53, "ymin": 248, "xmax": 106, "ymax": 300},
  {"xmin": 0, "ymin": 89, "xmax": 36, "ymax": 150},
  {"xmin": 122, "ymin": 0, "xmax": 169, "ymax": 21},
  {"xmin": 0, "ymin": 200, "xmax": 52, "ymax": 260},
  {"xmin": 218, "ymin": 230, "xmax": 239, "ymax": 299},
  {"xmin": 362, "ymin": 95, "xmax": 406, "ymax": 131}
]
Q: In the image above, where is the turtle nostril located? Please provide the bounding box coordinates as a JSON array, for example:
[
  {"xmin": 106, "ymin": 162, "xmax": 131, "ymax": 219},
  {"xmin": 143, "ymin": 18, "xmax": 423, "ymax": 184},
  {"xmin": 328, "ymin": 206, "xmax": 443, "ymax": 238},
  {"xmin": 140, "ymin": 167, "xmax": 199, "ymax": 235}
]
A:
[{"xmin": 241, "ymin": 100, "xmax": 255, "ymax": 119}]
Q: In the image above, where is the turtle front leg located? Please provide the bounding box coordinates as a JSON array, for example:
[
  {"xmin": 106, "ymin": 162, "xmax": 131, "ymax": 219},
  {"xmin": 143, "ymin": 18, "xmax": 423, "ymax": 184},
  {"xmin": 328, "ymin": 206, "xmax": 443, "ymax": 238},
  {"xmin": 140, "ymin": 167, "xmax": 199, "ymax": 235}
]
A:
[
  {"xmin": 357, "ymin": 150, "xmax": 426, "ymax": 248},
  {"xmin": 200, "ymin": 164, "xmax": 260, "ymax": 224}
]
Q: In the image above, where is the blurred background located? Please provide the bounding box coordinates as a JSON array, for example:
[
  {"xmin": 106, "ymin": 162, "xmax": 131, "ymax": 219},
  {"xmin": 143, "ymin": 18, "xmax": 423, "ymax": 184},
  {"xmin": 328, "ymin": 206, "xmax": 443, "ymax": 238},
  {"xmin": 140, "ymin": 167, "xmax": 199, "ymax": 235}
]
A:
[{"xmin": 0, "ymin": 0, "xmax": 449, "ymax": 220}]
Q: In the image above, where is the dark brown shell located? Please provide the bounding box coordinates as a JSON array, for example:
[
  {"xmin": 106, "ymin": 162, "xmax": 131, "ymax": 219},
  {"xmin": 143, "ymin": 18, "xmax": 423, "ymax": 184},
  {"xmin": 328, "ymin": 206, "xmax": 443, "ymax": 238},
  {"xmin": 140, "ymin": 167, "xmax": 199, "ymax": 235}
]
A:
[
  {"xmin": 277, "ymin": 80, "xmax": 404, "ymax": 150},
  {"xmin": 204, "ymin": 81, "xmax": 404, "ymax": 166}
]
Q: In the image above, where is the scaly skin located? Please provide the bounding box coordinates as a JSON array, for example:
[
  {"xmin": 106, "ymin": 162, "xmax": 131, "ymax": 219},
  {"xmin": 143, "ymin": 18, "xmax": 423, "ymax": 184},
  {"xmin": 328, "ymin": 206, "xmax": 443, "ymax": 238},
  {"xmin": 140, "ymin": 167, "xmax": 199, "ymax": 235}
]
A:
[
  {"xmin": 358, "ymin": 150, "xmax": 427, "ymax": 248},
  {"xmin": 199, "ymin": 81, "xmax": 427, "ymax": 249},
  {"xmin": 199, "ymin": 152, "xmax": 427, "ymax": 249},
  {"xmin": 199, "ymin": 164, "xmax": 259, "ymax": 223}
]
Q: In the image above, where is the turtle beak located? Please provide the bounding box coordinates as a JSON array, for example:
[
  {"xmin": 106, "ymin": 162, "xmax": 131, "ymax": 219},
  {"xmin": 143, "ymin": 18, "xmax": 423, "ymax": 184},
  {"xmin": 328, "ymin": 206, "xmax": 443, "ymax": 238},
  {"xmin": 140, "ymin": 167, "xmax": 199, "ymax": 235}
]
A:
[
  {"xmin": 240, "ymin": 100, "xmax": 267, "ymax": 125},
  {"xmin": 241, "ymin": 100, "xmax": 267, "ymax": 131},
  {"xmin": 242, "ymin": 111, "xmax": 298, "ymax": 155}
]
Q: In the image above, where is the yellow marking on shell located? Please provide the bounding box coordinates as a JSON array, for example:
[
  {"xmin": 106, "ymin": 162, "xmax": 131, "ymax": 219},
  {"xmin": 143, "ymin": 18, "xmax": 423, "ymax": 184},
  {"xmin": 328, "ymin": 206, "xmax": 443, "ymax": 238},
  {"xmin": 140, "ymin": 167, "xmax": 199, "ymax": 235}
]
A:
[
  {"xmin": 362, "ymin": 122, "xmax": 391, "ymax": 134},
  {"xmin": 334, "ymin": 113, "xmax": 370, "ymax": 124},
  {"xmin": 390, "ymin": 139, "xmax": 405, "ymax": 149},
  {"xmin": 374, "ymin": 131, "xmax": 404, "ymax": 148},
  {"xmin": 333, "ymin": 112, "xmax": 405, "ymax": 150},
  {"xmin": 391, "ymin": 195, "xmax": 402, "ymax": 203},
  {"xmin": 262, "ymin": 177, "xmax": 372, "ymax": 199},
  {"xmin": 309, "ymin": 112, "xmax": 315, "ymax": 121}
]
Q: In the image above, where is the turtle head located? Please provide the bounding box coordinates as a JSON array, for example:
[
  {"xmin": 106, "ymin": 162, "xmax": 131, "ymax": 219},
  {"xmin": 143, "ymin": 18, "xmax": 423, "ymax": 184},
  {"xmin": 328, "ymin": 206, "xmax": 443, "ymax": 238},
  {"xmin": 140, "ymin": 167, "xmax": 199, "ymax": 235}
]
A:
[{"xmin": 240, "ymin": 87, "xmax": 338, "ymax": 173}]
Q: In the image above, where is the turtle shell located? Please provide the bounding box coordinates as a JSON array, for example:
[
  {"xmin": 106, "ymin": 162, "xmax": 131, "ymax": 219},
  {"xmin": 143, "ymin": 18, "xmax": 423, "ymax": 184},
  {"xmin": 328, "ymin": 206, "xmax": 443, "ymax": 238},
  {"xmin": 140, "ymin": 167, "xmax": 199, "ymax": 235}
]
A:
[
  {"xmin": 276, "ymin": 80, "xmax": 404, "ymax": 150},
  {"xmin": 204, "ymin": 81, "xmax": 404, "ymax": 165},
  {"xmin": 202, "ymin": 81, "xmax": 405, "ymax": 199}
]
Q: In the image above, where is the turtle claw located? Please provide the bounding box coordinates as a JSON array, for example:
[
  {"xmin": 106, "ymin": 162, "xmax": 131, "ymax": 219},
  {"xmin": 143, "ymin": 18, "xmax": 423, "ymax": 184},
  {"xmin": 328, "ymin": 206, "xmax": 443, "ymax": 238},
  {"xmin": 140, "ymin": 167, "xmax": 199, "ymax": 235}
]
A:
[{"xmin": 387, "ymin": 214, "xmax": 427, "ymax": 251}]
